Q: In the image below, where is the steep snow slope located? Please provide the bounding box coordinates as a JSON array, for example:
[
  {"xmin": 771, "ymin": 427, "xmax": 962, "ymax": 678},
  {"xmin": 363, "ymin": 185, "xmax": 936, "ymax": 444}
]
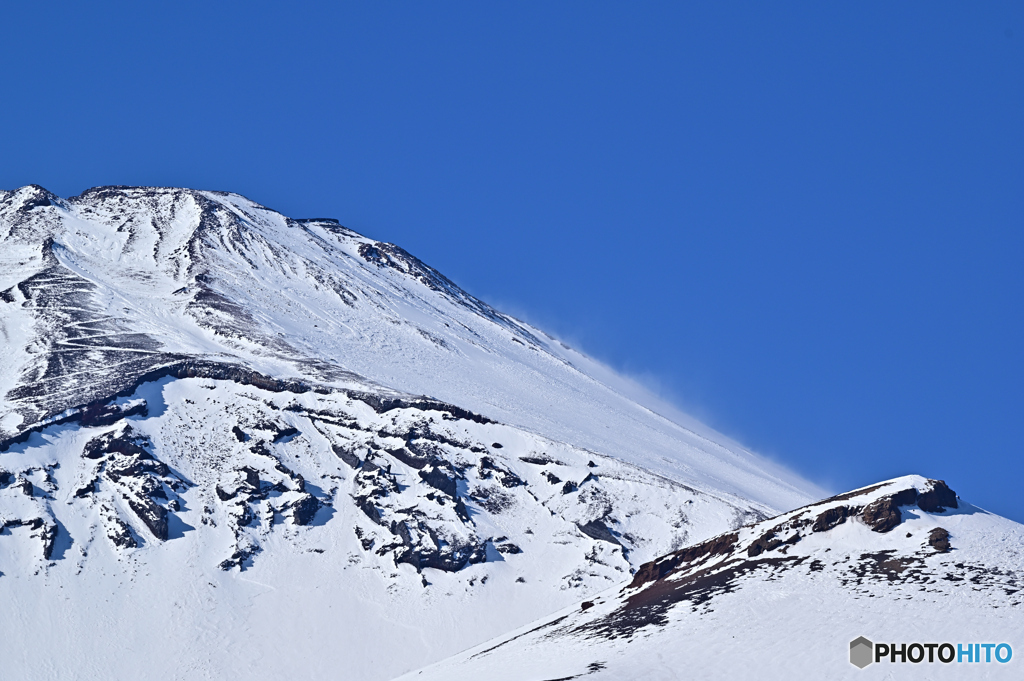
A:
[
  {"xmin": 0, "ymin": 184, "xmax": 815, "ymax": 512},
  {"xmin": 402, "ymin": 476, "xmax": 1023, "ymax": 680},
  {"xmin": 0, "ymin": 184, "xmax": 824, "ymax": 679}
]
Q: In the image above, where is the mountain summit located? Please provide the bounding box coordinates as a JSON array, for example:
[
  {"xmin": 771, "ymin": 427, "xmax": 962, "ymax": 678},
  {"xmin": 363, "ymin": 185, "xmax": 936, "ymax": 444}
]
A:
[{"xmin": 0, "ymin": 185, "xmax": 822, "ymax": 679}]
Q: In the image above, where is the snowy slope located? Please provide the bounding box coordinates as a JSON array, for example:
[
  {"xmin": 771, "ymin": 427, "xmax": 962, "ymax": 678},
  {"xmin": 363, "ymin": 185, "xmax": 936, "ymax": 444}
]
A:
[
  {"xmin": 0, "ymin": 184, "xmax": 815, "ymax": 513},
  {"xmin": 401, "ymin": 476, "xmax": 1023, "ymax": 680},
  {"xmin": 0, "ymin": 184, "xmax": 824, "ymax": 680}
]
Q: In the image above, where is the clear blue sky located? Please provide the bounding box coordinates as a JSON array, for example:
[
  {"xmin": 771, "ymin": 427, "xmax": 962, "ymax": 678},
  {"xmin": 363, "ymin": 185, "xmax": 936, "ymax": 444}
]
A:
[{"xmin": 2, "ymin": 2, "xmax": 1021, "ymax": 520}]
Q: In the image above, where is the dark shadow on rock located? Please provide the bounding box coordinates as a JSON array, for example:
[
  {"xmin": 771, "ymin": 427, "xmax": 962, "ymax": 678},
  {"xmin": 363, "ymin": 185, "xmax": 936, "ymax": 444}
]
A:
[
  {"xmin": 49, "ymin": 517, "xmax": 73, "ymax": 561},
  {"xmin": 307, "ymin": 503, "xmax": 336, "ymax": 527},
  {"xmin": 484, "ymin": 542, "xmax": 506, "ymax": 563}
]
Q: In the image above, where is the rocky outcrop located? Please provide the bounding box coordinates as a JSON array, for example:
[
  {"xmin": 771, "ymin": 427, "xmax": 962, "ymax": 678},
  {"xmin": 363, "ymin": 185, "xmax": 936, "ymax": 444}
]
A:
[
  {"xmin": 928, "ymin": 527, "xmax": 951, "ymax": 553},
  {"xmin": 82, "ymin": 425, "xmax": 177, "ymax": 541}
]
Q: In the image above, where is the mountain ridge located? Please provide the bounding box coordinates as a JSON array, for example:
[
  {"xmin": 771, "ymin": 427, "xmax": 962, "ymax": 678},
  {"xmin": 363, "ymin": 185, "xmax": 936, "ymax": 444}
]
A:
[{"xmin": 0, "ymin": 184, "xmax": 823, "ymax": 680}]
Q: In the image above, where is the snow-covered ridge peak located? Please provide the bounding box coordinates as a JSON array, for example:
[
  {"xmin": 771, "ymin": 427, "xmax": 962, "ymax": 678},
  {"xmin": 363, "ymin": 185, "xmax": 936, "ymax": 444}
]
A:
[
  {"xmin": 626, "ymin": 474, "xmax": 960, "ymax": 596},
  {"xmin": 400, "ymin": 476, "xmax": 1023, "ymax": 681}
]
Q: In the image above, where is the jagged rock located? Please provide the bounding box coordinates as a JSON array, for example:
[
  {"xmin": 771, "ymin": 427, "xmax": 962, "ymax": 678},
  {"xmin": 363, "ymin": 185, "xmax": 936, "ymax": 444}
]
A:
[
  {"xmin": 543, "ymin": 472, "xmax": 562, "ymax": 485},
  {"xmin": 101, "ymin": 506, "xmax": 138, "ymax": 549},
  {"xmin": 628, "ymin": 532, "xmax": 739, "ymax": 589},
  {"xmin": 419, "ymin": 464, "xmax": 459, "ymax": 497},
  {"xmin": 290, "ymin": 493, "xmax": 320, "ymax": 525},
  {"xmin": 231, "ymin": 425, "xmax": 247, "ymax": 442},
  {"xmin": 812, "ymin": 505, "xmax": 854, "ymax": 532},
  {"xmin": 861, "ymin": 488, "xmax": 918, "ymax": 533},
  {"xmin": 83, "ymin": 427, "xmax": 151, "ymax": 460},
  {"xmin": 561, "ymin": 480, "xmax": 578, "ymax": 494},
  {"xmin": 917, "ymin": 481, "xmax": 958, "ymax": 512},
  {"xmin": 128, "ymin": 498, "xmax": 169, "ymax": 540}
]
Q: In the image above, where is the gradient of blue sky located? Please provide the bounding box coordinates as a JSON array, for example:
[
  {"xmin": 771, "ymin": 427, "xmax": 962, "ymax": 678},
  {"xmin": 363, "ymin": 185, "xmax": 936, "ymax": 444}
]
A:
[{"xmin": 1, "ymin": 2, "xmax": 1021, "ymax": 519}]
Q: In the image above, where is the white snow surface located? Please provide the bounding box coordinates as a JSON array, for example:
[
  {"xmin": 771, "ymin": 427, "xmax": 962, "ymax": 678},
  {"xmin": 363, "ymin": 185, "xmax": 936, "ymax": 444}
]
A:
[
  {"xmin": 0, "ymin": 185, "xmax": 829, "ymax": 680},
  {"xmin": 0, "ymin": 185, "xmax": 817, "ymax": 513},
  {"xmin": 400, "ymin": 476, "xmax": 1024, "ymax": 680}
]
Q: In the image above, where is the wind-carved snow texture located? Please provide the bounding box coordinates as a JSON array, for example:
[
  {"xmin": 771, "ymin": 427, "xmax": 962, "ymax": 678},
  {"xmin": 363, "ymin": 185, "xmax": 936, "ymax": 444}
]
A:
[
  {"xmin": 0, "ymin": 184, "xmax": 823, "ymax": 680},
  {"xmin": 403, "ymin": 476, "xmax": 1024, "ymax": 681}
]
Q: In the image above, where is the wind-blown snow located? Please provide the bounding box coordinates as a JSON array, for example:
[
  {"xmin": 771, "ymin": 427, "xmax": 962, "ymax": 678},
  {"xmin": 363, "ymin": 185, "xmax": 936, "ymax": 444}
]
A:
[{"xmin": 0, "ymin": 184, "xmax": 831, "ymax": 680}]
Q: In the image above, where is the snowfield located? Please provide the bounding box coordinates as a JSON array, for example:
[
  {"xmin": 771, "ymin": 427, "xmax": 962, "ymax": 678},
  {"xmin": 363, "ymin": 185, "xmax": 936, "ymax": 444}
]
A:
[
  {"xmin": 399, "ymin": 476, "xmax": 1024, "ymax": 680},
  {"xmin": 0, "ymin": 185, "xmax": 1016, "ymax": 680}
]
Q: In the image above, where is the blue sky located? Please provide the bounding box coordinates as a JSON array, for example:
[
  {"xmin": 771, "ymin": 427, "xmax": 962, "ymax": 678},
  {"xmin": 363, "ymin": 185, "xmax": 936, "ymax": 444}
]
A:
[{"xmin": 1, "ymin": 2, "xmax": 1021, "ymax": 520}]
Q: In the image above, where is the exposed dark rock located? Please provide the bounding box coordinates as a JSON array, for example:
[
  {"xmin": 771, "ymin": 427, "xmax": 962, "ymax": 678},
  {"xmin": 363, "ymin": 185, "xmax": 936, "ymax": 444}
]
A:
[
  {"xmin": 928, "ymin": 527, "xmax": 951, "ymax": 553},
  {"xmin": 861, "ymin": 488, "xmax": 917, "ymax": 533},
  {"xmin": 128, "ymin": 498, "xmax": 168, "ymax": 540},
  {"xmin": 577, "ymin": 519, "xmax": 620, "ymax": 546},
  {"xmin": 418, "ymin": 464, "xmax": 459, "ymax": 498},
  {"xmin": 917, "ymin": 481, "xmax": 958, "ymax": 512},
  {"xmin": 491, "ymin": 442, "xmax": 503, "ymax": 449},
  {"xmin": 0, "ymin": 469, "xmax": 10, "ymax": 487},
  {"xmin": 231, "ymin": 425, "xmax": 247, "ymax": 442},
  {"xmin": 83, "ymin": 428, "xmax": 150, "ymax": 460},
  {"xmin": 520, "ymin": 455, "xmax": 561, "ymax": 466},
  {"xmin": 544, "ymin": 472, "xmax": 562, "ymax": 485},
  {"xmin": 347, "ymin": 389, "xmax": 493, "ymax": 425},
  {"xmin": 13, "ymin": 477, "xmax": 33, "ymax": 497},
  {"xmin": 290, "ymin": 493, "xmax": 320, "ymax": 525},
  {"xmin": 331, "ymin": 443, "xmax": 362, "ymax": 469},
  {"xmin": 356, "ymin": 496, "xmax": 382, "ymax": 524},
  {"xmin": 628, "ymin": 532, "xmax": 739, "ymax": 589},
  {"xmin": 79, "ymin": 400, "xmax": 148, "ymax": 427},
  {"xmin": 74, "ymin": 479, "xmax": 97, "ymax": 498},
  {"xmin": 561, "ymin": 480, "xmax": 578, "ymax": 494},
  {"xmin": 38, "ymin": 519, "xmax": 57, "ymax": 560},
  {"xmin": 218, "ymin": 545, "xmax": 260, "ymax": 571},
  {"xmin": 354, "ymin": 526, "xmax": 375, "ymax": 551},
  {"xmin": 581, "ymin": 601, "xmax": 595, "ymax": 611},
  {"xmin": 394, "ymin": 531, "xmax": 488, "ymax": 573},
  {"xmin": 104, "ymin": 514, "xmax": 138, "ymax": 549},
  {"xmin": 587, "ymin": 460, "xmax": 598, "ymax": 468},
  {"xmin": 812, "ymin": 505, "xmax": 856, "ymax": 533},
  {"xmin": 746, "ymin": 523, "xmax": 802, "ymax": 558},
  {"xmin": 478, "ymin": 457, "xmax": 525, "ymax": 488},
  {"xmin": 240, "ymin": 467, "xmax": 260, "ymax": 492},
  {"xmin": 496, "ymin": 541, "xmax": 522, "ymax": 555}
]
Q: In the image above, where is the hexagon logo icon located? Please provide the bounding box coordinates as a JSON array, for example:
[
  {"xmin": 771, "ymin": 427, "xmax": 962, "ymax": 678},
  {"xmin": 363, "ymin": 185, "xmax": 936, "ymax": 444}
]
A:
[{"xmin": 850, "ymin": 637, "xmax": 874, "ymax": 669}]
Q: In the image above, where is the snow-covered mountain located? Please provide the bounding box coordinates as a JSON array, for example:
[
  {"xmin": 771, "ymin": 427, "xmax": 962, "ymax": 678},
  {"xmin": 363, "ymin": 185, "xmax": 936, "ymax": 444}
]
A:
[
  {"xmin": 0, "ymin": 185, "xmax": 821, "ymax": 680},
  {"xmin": 401, "ymin": 476, "xmax": 1024, "ymax": 680}
]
